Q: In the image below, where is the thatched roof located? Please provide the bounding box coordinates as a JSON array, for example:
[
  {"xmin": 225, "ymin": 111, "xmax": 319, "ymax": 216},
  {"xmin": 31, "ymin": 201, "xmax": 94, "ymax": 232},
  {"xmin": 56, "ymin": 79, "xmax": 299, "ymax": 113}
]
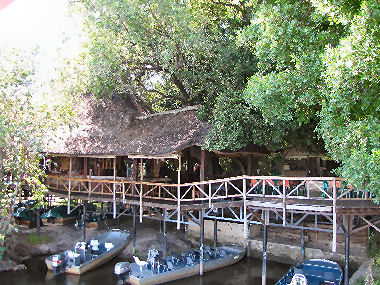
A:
[{"xmin": 43, "ymin": 94, "xmax": 211, "ymax": 157}]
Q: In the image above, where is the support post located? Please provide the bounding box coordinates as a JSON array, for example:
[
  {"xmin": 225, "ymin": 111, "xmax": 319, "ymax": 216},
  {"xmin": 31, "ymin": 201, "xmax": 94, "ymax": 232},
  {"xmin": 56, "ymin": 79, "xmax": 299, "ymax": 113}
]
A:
[
  {"xmin": 139, "ymin": 159, "xmax": 143, "ymax": 223},
  {"xmin": 301, "ymin": 223, "xmax": 305, "ymax": 260},
  {"xmin": 113, "ymin": 157, "xmax": 117, "ymax": 219},
  {"xmin": 163, "ymin": 208, "xmax": 167, "ymax": 258},
  {"xmin": 332, "ymin": 178, "xmax": 337, "ymax": 252},
  {"xmin": 344, "ymin": 216, "xmax": 351, "ymax": 285},
  {"xmin": 184, "ymin": 215, "xmax": 188, "ymax": 240},
  {"xmin": 132, "ymin": 205, "xmax": 136, "ymax": 251},
  {"xmin": 199, "ymin": 209, "xmax": 204, "ymax": 276},
  {"xmin": 82, "ymin": 201, "xmax": 87, "ymax": 241},
  {"xmin": 67, "ymin": 157, "xmax": 72, "ymax": 214},
  {"xmin": 213, "ymin": 217, "xmax": 218, "ymax": 248},
  {"xmin": 243, "ymin": 177, "xmax": 247, "ymax": 237},
  {"xmin": 247, "ymin": 221, "xmax": 251, "ymax": 258},
  {"xmin": 177, "ymin": 155, "xmax": 181, "ymax": 229},
  {"xmin": 200, "ymin": 150, "xmax": 205, "ymax": 183},
  {"xmin": 36, "ymin": 207, "xmax": 40, "ymax": 235},
  {"xmin": 262, "ymin": 210, "xmax": 268, "ymax": 285}
]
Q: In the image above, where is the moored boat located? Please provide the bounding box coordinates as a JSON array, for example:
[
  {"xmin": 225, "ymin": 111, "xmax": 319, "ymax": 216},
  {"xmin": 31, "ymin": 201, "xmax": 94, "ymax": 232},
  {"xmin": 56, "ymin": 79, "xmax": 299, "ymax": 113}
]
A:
[
  {"xmin": 46, "ymin": 229, "xmax": 130, "ymax": 275},
  {"xmin": 276, "ymin": 259, "xmax": 343, "ymax": 285},
  {"xmin": 41, "ymin": 205, "xmax": 80, "ymax": 225},
  {"xmin": 114, "ymin": 244, "xmax": 245, "ymax": 285}
]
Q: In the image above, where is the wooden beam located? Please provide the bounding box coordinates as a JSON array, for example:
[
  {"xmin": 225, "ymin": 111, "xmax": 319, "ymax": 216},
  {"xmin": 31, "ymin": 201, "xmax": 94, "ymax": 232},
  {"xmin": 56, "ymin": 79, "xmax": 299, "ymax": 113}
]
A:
[{"xmin": 128, "ymin": 154, "xmax": 179, "ymax": 160}]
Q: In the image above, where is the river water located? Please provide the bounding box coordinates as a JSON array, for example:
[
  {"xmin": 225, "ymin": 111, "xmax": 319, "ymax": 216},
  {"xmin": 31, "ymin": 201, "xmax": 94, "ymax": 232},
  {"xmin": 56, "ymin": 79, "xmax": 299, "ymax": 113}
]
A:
[{"xmin": 0, "ymin": 256, "xmax": 290, "ymax": 285}]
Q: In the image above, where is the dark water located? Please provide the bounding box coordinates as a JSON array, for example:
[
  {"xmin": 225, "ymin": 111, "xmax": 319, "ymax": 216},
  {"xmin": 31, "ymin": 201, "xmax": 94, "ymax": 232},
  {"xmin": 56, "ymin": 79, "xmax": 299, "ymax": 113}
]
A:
[{"xmin": 0, "ymin": 256, "xmax": 290, "ymax": 285}]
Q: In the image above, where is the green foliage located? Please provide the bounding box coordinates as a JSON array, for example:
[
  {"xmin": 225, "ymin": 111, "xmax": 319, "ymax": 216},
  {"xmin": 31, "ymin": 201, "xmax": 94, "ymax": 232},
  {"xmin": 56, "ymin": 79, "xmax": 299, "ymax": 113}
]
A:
[
  {"xmin": 74, "ymin": 0, "xmax": 379, "ymax": 198},
  {"xmin": 77, "ymin": 0, "xmax": 256, "ymax": 112},
  {"xmin": 0, "ymin": 46, "xmax": 74, "ymax": 249},
  {"xmin": 319, "ymin": 0, "xmax": 380, "ymax": 196}
]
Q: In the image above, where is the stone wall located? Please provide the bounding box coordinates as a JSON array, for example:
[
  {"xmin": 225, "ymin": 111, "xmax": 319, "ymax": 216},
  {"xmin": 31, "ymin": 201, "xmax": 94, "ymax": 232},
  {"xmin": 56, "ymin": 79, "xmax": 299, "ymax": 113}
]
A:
[{"xmin": 188, "ymin": 220, "xmax": 368, "ymax": 267}]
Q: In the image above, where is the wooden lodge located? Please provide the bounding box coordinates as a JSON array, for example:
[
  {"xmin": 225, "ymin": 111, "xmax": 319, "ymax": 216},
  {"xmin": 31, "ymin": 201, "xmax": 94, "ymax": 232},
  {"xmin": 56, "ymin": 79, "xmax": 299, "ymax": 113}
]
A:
[{"xmin": 41, "ymin": 94, "xmax": 380, "ymax": 285}]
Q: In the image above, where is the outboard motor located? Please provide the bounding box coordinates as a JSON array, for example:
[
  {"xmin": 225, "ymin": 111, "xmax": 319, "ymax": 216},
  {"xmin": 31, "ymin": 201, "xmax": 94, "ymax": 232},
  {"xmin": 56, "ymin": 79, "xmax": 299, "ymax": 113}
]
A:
[
  {"xmin": 114, "ymin": 262, "xmax": 131, "ymax": 283},
  {"xmin": 51, "ymin": 254, "xmax": 67, "ymax": 275}
]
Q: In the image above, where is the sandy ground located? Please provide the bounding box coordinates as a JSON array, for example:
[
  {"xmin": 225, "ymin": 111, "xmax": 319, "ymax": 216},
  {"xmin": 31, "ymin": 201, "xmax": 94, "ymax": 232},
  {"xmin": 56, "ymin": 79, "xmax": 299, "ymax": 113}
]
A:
[{"xmin": 1, "ymin": 216, "xmax": 197, "ymax": 272}]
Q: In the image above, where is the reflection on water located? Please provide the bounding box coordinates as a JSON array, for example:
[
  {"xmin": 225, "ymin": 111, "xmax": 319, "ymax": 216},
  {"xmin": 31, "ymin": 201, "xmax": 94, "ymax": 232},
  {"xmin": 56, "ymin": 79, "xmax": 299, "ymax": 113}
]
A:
[{"xmin": 0, "ymin": 256, "xmax": 290, "ymax": 285}]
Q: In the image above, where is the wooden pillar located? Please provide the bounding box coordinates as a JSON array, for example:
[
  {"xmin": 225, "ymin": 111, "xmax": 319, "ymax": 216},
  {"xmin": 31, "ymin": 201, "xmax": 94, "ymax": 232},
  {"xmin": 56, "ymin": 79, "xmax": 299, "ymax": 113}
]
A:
[
  {"xmin": 213, "ymin": 217, "xmax": 218, "ymax": 248},
  {"xmin": 199, "ymin": 209, "xmax": 204, "ymax": 276},
  {"xmin": 163, "ymin": 208, "xmax": 167, "ymax": 258},
  {"xmin": 82, "ymin": 201, "xmax": 87, "ymax": 241},
  {"xmin": 113, "ymin": 157, "xmax": 117, "ymax": 218},
  {"xmin": 132, "ymin": 205, "xmax": 136, "ymax": 250},
  {"xmin": 301, "ymin": 223, "xmax": 305, "ymax": 260},
  {"xmin": 247, "ymin": 155, "xmax": 252, "ymax": 176},
  {"xmin": 262, "ymin": 210, "xmax": 269, "ymax": 285},
  {"xmin": 139, "ymin": 159, "xmax": 143, "ymax": 223},
  {"xmin": 177, "ymin": 155, "xmax": 181, "ymax": 229},
  {"xmin": 133, "ymin": 159, "xmax": 138, "ymax": 181},
  {"xmin": 332, "ymin": 179, "xmax": 337, "ymax": 252},
  {"xmin": 184, "ymin": 215, "xmax": 188, "ymax": 240},
  {"xmin": 36, "ymin": 208, "xmax": 40, "ymax": 235},
  {"xmin": 247, "ymin": 221, "xmax": 251, "ymax": 258},
  {"xmin": 67, "ymin": 157, "xmax": 72, "ymax": 215},
  {"xmin": 344, "ymin": 216, "xmax": 351, "ymax": 285},
  {"xmin": 83, "ymin": 157, "xmax": 88, "ymax": 176},
  {"xmin": 200, "ymin": 150, "xmax": 205, "ymax": 182}
]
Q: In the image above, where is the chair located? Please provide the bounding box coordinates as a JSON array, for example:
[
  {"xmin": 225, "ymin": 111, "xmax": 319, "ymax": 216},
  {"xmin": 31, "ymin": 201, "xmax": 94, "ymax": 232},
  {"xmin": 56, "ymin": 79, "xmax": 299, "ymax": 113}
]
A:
[{"xmin": 133, "ymin": 256, "xmax": 148, "ymax": 277}]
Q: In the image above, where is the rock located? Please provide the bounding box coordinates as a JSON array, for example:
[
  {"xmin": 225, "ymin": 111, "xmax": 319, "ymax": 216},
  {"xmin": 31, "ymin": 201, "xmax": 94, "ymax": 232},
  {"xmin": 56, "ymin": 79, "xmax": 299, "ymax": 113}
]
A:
[
  {"xmin": 12, "ymin": 264, "xmax": 27, "ymax": 271},
  {"xmin": 0, "ymin": 260, "xmax": 27, "ymax": 272}
]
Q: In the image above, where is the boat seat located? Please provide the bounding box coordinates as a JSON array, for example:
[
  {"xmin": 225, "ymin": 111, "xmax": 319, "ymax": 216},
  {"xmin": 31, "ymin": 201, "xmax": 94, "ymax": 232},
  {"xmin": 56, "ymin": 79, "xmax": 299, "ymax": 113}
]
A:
[
  {"xmin": 290, "ymin": 274, "xmax": 308, "ymax": 285},
  {"xmin": 186, "ymin": 256, "xmax": 194, "ymax": 266},
  {"xmin": 203, "ymin": 252, "xmax": 211, "ymax": 261},
  {"xmin": 133, "ymin": 256, "xmax": 148, "ymax": 277},
  {"xmin": 105, "ymin": 242, "xmax": 114, "ymax": 251},
  {"xmin": 166, "ymin": 260, "xmax": 174, "ymax": 271}
]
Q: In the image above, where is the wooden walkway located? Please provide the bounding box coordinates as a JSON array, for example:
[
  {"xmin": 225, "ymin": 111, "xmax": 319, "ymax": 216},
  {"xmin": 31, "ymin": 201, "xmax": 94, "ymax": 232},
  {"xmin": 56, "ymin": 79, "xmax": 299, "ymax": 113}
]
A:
[{"xmin": 46, "ymin": 174, "xmax": 380, "ymax": 252}]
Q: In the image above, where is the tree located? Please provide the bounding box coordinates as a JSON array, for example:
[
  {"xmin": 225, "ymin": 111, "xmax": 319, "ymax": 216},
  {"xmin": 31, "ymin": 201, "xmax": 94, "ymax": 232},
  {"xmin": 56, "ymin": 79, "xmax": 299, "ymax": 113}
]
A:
[
  {"xmin": 318, "ymin": 0, "xmax": 380, "ymax": 196},
  {"xmin": 77, "ymin": 0, "xmax": 257, "ymax": 112},
  {"xmin": 0, "ymin": 46, "xmax": 74, "ymax": 258}
]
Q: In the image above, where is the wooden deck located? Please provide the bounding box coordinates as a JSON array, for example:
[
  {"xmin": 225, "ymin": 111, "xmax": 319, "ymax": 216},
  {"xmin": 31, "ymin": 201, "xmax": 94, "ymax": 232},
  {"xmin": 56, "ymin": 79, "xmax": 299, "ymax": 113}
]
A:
[{"xmin": 46, "ymin": 174, "xmax": 378, "ymax": 214}]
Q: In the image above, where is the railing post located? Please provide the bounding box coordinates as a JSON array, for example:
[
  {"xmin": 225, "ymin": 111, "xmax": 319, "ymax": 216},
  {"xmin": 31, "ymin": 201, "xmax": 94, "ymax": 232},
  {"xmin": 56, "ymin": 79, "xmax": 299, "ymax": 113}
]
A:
[
  {"xmin": 282, "ymin": 179, "xmax": 286, "ymax": 226},
  {"xmin": 243, "ymin": 177, "xmax": 247, "ymax": 237},
  {"xmin": 332, "ymin": 178, "xmax": 337, "ymax": 252}
]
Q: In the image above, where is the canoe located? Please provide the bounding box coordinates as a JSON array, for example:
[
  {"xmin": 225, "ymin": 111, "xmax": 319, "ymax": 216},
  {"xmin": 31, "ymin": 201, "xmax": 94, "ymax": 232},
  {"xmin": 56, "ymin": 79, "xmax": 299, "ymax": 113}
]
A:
[
  {"xmin": 46, "ymin": 229, "xmax": 130, "ymax": 275},
  {"xmin": 115, "ymin": 244, "xmax": 245, "ymax": 285},
  {"xmin": 276, "ymin": 259, "xmax": 343, "ymax": 285}
]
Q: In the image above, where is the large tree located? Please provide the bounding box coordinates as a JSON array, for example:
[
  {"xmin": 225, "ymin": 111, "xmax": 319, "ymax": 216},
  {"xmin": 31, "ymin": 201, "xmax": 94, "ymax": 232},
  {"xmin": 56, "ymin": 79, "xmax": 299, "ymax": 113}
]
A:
[
  {"xmin": 76, "ymin": 0, "xmax": 379, "ymax": 197},
  {"xmin": 78, "ymin": 0, "xmax": 256, "ymax": 112}
]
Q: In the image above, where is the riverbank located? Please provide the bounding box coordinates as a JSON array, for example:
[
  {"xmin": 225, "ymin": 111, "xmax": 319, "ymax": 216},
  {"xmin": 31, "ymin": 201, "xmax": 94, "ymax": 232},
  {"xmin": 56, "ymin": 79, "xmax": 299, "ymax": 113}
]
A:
[{"xmin": 1, "ymin": 216, "xmax": 195, "ymax": 273}]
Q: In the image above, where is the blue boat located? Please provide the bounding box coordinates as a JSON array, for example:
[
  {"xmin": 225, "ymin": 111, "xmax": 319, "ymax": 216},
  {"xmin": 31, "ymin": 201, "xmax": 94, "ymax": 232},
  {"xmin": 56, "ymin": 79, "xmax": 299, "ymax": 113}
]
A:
[{"xmin": 276, "ymin": 259, "xmax": 343, "ymax": 285}]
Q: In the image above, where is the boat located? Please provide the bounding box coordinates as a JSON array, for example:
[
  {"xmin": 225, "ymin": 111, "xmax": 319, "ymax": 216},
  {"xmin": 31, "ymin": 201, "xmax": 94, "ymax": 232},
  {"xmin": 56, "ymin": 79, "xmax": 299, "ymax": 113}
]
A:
[
  {"xmin": 276, "ymin": 259, "xmax": 343, "ymax": 285},
  {"xmin": 45, "ymin": 229, "xmax": 130, "ymax": 275},
  {"xmin": 114, "ymin": 244, "xmax": 245, "ymax": 285},
  {"xmin": 41, "ymin": 204, "xmax": 80, "ymax": 225}
]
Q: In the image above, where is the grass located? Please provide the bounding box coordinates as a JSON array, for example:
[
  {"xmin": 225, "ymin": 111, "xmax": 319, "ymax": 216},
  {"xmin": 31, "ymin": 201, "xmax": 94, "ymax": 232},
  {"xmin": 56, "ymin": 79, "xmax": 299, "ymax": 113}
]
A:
[{"xmin": 29, "ymin": 233, "xmax": 51, "ymax": 246}]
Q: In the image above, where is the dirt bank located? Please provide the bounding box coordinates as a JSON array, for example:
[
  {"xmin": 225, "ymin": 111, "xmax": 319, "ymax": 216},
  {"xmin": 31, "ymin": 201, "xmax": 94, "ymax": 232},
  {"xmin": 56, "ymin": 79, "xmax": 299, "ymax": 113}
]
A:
[{"xmin": 1, "ymin": 216, "xmax": 196, "ymax": 272}]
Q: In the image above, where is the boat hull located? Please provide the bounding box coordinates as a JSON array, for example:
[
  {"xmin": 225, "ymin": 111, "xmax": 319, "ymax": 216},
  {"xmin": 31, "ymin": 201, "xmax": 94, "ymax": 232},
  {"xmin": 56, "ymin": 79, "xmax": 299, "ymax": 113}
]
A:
[
  {"xmin": 46, "ymin": 230, "xmax": 130, "ymax": 275},
  {"xmin": 128, "ymin": 245, "xmax": 245, "ymax": 285}
]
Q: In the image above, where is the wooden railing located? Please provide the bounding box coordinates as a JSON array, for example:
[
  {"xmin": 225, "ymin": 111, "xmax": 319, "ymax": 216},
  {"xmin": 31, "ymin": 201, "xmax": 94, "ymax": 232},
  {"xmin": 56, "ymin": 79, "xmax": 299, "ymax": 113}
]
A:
[{"xmin": 46, "ymin": 174, "xmax": 374, "ymax": 204}]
